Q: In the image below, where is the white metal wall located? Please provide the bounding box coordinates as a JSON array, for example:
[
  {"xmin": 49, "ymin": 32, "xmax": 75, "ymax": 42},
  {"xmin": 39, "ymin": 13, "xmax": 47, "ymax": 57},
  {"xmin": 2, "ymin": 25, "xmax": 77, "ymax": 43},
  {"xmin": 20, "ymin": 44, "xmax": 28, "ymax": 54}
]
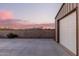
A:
[{"xmin": 59, "ymin": 11, "xmax": 76, "ymax": 54}]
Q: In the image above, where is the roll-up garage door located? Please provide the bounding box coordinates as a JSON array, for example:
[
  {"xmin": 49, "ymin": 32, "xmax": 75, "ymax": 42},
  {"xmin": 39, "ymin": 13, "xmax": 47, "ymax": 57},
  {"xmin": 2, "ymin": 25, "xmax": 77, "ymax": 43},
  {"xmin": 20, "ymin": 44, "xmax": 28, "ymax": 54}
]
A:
[{"xmin": 59, "ymin": 11, "xmax": 76, "ymax": 54}]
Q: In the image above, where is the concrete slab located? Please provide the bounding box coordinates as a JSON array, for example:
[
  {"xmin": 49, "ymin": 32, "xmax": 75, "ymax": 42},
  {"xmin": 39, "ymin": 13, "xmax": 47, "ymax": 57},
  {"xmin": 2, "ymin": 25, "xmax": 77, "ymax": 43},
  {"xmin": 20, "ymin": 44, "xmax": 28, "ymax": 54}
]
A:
[{"xmin": 0, "ymin": 39, "xmax": 69, "ymax": 56}]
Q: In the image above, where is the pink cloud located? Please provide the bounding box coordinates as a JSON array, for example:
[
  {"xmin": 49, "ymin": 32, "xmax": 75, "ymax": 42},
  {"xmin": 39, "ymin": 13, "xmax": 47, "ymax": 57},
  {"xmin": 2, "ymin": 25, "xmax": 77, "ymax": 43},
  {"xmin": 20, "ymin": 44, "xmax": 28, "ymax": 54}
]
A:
[
  {"xmin": 0, "ymin": 10, "xmax": 13, "ymax": 20},
  {"xmin": 0, "ymin": 10, "xmax": 54, "ymax": 29}
]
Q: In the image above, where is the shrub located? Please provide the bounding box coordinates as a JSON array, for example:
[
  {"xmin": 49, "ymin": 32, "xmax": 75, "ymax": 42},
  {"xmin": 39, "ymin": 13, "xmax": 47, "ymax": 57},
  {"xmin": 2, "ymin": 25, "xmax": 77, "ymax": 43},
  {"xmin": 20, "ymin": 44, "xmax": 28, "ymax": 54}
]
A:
[{"xmin": 7, "ymin": 33, "xmax": 18, "ymax": 38}]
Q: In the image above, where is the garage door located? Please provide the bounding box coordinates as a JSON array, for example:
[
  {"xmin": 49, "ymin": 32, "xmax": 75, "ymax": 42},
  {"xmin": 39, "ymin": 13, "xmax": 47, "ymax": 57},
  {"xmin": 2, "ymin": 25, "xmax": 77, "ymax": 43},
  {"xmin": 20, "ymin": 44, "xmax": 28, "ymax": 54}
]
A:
[{"xmin": 59, "ymin": 11, "xmax": 76, "ymax": 54}]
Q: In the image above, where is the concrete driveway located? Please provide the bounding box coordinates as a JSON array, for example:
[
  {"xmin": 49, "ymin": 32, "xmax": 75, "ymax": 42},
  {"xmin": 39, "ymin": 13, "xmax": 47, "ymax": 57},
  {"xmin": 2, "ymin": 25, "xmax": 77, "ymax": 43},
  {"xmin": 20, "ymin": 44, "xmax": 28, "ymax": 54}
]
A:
[{"xmin": 0, "ymin": 39, "xmax": 69, "ymax": 56}]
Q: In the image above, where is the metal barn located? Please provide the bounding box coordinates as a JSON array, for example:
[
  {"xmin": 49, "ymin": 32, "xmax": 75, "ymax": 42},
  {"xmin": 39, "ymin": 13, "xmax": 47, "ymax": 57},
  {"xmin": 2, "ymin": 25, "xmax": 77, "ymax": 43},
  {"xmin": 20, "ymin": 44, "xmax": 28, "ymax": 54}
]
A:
[{"xmin": 55, "ymin": 3, "xmax": 79, "ymax": 56}]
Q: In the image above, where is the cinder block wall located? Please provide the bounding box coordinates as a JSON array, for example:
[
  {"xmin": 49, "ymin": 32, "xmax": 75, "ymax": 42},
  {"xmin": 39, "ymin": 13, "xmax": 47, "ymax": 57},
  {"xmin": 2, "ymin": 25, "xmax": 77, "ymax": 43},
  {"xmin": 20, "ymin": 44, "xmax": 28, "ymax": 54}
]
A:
[{"xmin": 0, "ymin": 29, "xmax": 55, "ymax": 39}]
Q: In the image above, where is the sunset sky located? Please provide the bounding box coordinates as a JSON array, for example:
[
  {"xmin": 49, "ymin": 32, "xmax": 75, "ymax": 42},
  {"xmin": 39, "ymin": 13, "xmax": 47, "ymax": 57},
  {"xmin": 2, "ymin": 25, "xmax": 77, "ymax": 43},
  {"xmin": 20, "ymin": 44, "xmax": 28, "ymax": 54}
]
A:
[{"xmin": 0, "ymin": 3, "xmax": 62, "ymax": 29}]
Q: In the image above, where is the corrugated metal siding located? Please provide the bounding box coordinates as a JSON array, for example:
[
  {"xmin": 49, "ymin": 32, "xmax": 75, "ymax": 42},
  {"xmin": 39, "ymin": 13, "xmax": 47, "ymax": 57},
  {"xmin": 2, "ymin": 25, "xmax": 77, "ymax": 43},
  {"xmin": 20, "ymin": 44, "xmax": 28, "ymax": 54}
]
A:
[
  {"xmin": 77, "ymin": 3, "xmax": 79, "ymax": 56},
  {"xmin": 55, "ymin": 3, "xmax": 77, "ymax": 20},
  {"xmin": 55, "ymin": 3, "xmax": 78, "ymax": 55},
  {"xmin": 55, "ymin": 3, "xmax": 77, "ymax": 43}
]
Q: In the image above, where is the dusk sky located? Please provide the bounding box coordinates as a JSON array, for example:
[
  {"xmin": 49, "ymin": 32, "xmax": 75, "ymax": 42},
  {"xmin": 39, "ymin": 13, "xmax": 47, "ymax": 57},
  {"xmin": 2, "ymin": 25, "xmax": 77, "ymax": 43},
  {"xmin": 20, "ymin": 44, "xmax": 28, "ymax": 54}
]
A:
[{"xmin": 0, "ymin": 3, "xmax": 62, "ymax": 29}]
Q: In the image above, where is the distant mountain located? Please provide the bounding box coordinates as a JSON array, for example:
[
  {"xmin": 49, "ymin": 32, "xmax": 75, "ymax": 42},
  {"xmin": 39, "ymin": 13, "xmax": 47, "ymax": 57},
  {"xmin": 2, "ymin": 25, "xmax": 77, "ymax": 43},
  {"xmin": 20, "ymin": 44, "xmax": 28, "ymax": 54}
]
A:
[
  {"xmin": 0, "ymin": 19, "xmax": 55, "ymax": 29},
  {"xmin": 23, "ymin": 23, "xmax": 55, "ymax": 29}
]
